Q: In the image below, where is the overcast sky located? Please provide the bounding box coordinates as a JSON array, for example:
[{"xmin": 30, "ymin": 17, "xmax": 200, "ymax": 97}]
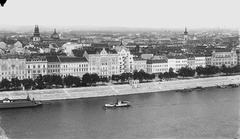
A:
[{"xmin": 0, "ymin": 0, "xmax": 239, "ymax": 29}]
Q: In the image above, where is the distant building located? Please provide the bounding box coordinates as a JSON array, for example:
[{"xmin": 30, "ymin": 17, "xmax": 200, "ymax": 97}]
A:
[
  {"xmin": 133, "ymin": 57, "xmax": 147, "ymax": 72},
  {"xmin": 146, "ymin": 59, "xmax": 168, "ymax": 74},
  {"xmin": 26, "ymin": 56, "xmax": 47, "ymax": 79},
  {"xmin": 83, "ymin": 48, "xmax": 119, "ymax": 76},
  {"xmin": 114, "ymin": 46, "xmax": 134, "ymax": 74},
  {"xmin": 46, "ymin": 55, "xmax": 60, "ymax": 75},
  {"xmin": 183, "ymin": 27, "xmax": 188, "ymax": 43},
  {"xmin": 0, "ymin": 54, "xmax": 26, "ymax": 81},
  {"xmin": 58, "ymin": 57, "xmax": 89, "ymax": 78},
  {"xmin": 211, "ymin": 49, "xmax": 237, "ymax": 67}
]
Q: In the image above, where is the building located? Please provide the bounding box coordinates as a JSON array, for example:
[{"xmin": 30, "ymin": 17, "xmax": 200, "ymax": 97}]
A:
[
  {"xmin": 146, "ymin": 59, "xmax": 168, "ymax": 74},
  {"xmin": 83, "ymin": 48, "xmax": 119, "ymax": 76},
  {"xmin": 187, "ymin": 56, "xmax": 195, "ymax": 69},
  {"xmin": 175, "ymin": 55, "xmax": 188, "ymax": 71},
  {"xmin": 133, "ymin": 57, "xmax": 147, "ymax": 72},
  {"xmin": 32, "ymin": 25, "xmax": 41, "ymax": 43},
  {"xmin": 236, "ymin": 49, "xmax": 240, "ymax": 66},
  {"xmin": 46, "ymin": 55, "xmax": 61, "ymax": 75},
  {"xmin": 194, "ymin": 54, "xmax": 206, "ymax": 68},
  {"xmin": 114, "ymin": 46, "xmax": 134, "ymax": 74},
  {"xmin": 165, "ymin": 56, "xmax": 176, "ymax": 72},
  {"xmin": 0, "ymin": 54, "xmax": 26, "ymax": 81},
  {"xmin": 183, "ymin": 27, "xmax": 188, "ymax": 43},
  {"xmin": 26, "ymin": 56, "xmax": 47, "ymax": 79},
  {"xmin": 58, "ymin": 57, "xmax": 89, "ymax": 78},
  {"xmin": 205, "ymin": 53, "xmax": 212, "ymax": 66},
  {"xmin": 211, "ymin": 49, "xmax": 238, "ymax": 67}
]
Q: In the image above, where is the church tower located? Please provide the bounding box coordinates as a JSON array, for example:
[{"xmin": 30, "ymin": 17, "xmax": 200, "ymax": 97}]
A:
[
  {"xmin": 183, "ymin": 27, "xmax": 188, "ymax": 42},
  {"xmin": 32, "ymin": 25, "xmax": 41, "ymax": 42}
]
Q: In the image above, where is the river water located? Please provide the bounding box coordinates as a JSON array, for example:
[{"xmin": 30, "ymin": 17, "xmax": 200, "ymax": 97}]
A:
[{"xmin": 0, "ymin": 87, "xmax": 239, "ymax": 139}]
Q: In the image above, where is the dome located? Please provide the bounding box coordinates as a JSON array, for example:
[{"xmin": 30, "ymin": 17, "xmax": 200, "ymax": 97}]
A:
[{"xmin": 51, "ymin": 29, "xmax": 59, "ymax": 39}]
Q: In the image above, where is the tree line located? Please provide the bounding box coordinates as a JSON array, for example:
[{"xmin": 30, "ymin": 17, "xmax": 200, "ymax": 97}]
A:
[
  {"xmin": 0, "ymin": 70, "xmax": 156, "ymax": 91},
  {"xmin": 0, "ymin": 64, "xmax": 239, "ymax": 91}
]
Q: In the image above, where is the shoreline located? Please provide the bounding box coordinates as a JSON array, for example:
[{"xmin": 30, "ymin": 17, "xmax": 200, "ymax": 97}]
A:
[{"xmin": 0, "ymin": 75, "xmax": 240, "ymax": 101}]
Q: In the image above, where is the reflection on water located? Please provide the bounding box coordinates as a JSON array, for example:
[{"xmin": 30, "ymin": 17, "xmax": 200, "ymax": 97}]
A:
[{"xmin": 0, "ymin": 87, "xmax": 239, "ymax": 139}]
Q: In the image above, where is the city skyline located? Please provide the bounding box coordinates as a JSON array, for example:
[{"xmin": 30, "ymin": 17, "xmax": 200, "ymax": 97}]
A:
[{"xmin": 0, "ymin": 0, "xmax": 239, "ymax": 29}]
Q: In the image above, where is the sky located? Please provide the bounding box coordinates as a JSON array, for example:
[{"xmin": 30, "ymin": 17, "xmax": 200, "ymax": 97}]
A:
[{"xmin": 0, "ymin": 0, "xmax": 239, "ymax": 29}]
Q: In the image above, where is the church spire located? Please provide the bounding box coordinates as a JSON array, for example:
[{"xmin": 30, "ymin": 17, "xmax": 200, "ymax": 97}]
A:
[{"xmin": 184, "ymin": 27, "xmax": 188, "ymax": 35}]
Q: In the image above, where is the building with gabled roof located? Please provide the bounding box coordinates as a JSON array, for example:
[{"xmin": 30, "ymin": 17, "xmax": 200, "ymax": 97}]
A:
[{"xmin": 83, "ymin": 48, "xmax": 119, "ymax": 76}]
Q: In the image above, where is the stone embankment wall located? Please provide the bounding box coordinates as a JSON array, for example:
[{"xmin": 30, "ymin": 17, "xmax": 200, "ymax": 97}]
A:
[{"xmin": 0, "ymin": 75, "xmax": 239, "ymax": 101}]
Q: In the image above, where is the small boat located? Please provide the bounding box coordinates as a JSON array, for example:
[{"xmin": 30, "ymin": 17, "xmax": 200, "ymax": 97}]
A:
[
  {"xmin": 175, "ymin": 88, "xmax": 192, "ymax": 92},
  {"xmin": 0, "ymin": 95, "xmax": 42, "ymax": 109},
  {"xmin": 217, "ymin": 85, "xmax": 228, "ymax": 89},
  {"xmin": 194, "ymin": 86, "xmax": 205, "ymax": 90},
  {"xmin": 228, "ymin": 84, "xmax": 239, "ymax": 88},
  {"xmin": 103, "ymin": 99, "xmax": 131, "ymax": 108}
]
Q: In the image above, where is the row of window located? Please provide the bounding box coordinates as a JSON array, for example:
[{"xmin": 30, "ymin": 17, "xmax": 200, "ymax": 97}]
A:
[{"xmin": 2, "ymin": 71, "xmax": 25, "ymax": 75}]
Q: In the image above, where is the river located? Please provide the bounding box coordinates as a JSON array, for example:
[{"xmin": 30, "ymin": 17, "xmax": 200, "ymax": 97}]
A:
[{"xmin": 0, "ymin": 87, "xmax": 239, "ymax": 139}]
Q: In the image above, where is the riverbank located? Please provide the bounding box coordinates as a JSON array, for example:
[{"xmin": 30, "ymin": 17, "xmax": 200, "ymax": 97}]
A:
[{"xmin": 0, "ymin": 75, "xmax": 240, "ymax": 101}]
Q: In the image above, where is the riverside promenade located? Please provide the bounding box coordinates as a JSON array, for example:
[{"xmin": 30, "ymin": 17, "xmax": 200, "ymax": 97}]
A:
[{"xmin": 0, "ymin": 75, "xmax": 240, "ymax": 101}]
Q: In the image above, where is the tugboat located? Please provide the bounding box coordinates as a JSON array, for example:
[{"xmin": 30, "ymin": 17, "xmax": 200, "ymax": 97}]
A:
[
  {"xmin": 0, "ymin": 95, "xmax": 42, "ymax": 109},
  {"xmin": 103, "ymin": 99, "xmax": 131, "ymax": 108}
]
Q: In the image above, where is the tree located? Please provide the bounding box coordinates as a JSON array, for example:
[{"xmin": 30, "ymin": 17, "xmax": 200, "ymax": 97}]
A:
[
  {"xmin": 52, "ymin": 75, "xmax": 63, "ymax": 87},
  {"xmin": 168, "ymin": 67, "xmax": 177, "ymax": 79},
  {"xmin": 112, "ymin": 75, "xmax": 120, "ymax": 82},
  {"xmin": 196, "ymin": 66, "xmax": 204, "ymax": 77},
  {"xmin": 90, "ymin": 73, "xmax": 99, "ymax": 85},
  {"xmin": 21, "ymin": 79, "xmax": 35, "ymax": 90},
  {"xmin": 64, "ymin": 75, "xmax": 74, "ymax": 88},
  {"xmin": 178, "ymin": 66, "xmax": 195, "ymax": 78},
  {"xmin": 158, "ymin": 72, "xmax": 164, "ymax": 80},
  {"xmin": 1, "ymin": 78, "xmax": 11, "ymax": 90},
  {"xmin": 43, "ymin": 75, "xmax": 52, "ymax": 88},
  {"xmin": 34, "ymin": 74, "xmax": 44, "ymax": 89},
  {"xmin": 82, "ymin": 73, "xmax": 91, "ymax": 86},
  {"xmin": 11, "ymin": 78, "xmax": 21, "ymax": 90},
  {"xmin": 73, "ymin": 76, "xmax": 81, "ymax": 87}
]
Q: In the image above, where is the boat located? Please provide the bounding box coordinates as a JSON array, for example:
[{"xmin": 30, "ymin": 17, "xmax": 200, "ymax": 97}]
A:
[
  {"xmin": 194, "ymin": 86, "xmax": 205, "ymax": 90},
  {"xmin": 103, "ymin": 99, "xmax": 131, "ymax": 108},
  {"xmin": 217, "ymin": 85, "xmax": 228, "ymax": 89},
  {"xmin": 0, "ymin": 95, "xmax": 42, "ymax": 109},
  {"xmin": 228, "ymin": 84, "xmax": 239, "ymax": 88},
  {"xmin": 175, "ymin": 88, "xmax": 192, "ymax": 92}
]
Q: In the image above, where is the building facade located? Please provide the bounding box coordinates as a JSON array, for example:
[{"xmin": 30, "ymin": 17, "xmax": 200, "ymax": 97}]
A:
[
  {"xmin": 46, "ymin": 56, "xmax": 61, "ymax": 75},
  {"xmin": 115, "ymin": 46, "xmax": 134, "ymax": 74},
  {"xmin": 211, "ymin": 49, "xmax": 238, "ymax": 67},
  {"xmin": 146, "ymin": 59, "xmax": 168, "ymax": 74},
  {"xmin": 26, "ymin": 56, "xmax": 47, "ymax": 79},
  {"xmin": 59, "ymin": 57, "xmax": 88, "ymax": 78},
  {"xmin": 0, "ymin": 54, "xmax": 26, "ymax": 81},
  {"xmin": 133, "ymin": 57, "xmax": 147, "ymax": 72},
  {"xmin": 84, "ymin": 48, "xmax": 119, "ymax": 76}
]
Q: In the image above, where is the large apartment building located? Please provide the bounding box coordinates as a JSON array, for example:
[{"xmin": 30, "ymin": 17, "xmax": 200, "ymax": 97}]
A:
[
  {"xmin": 146, "ymin": 59, "xmax": 168, "ymax": 74},
  {"xmin": 211, "ymin": 49, "xmax": 238, "ymax": 67},
  {"xmin": 58, "ymin": 57, "xmax": 88, "ymax": 77},
  {"xmin": 114, "ymin": 46, "xmax": 134, "ymax": 74},
  {"xmin": 0, "ymin": 54, "xmax": 26, "ymax": 81},
  {"xmin": 133, "ymin": 57, "xmax": 147, "ymax": 72},
  {"xmin": 26, "ymin": 56, "xmax": 47, "ymax": 79},
  {"xmin": 83, "ymin": 48, "xmax": 119, "ymax": 76}
]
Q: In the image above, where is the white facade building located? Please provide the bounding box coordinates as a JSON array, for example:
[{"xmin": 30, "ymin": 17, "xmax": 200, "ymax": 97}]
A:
[
  {"xmin": 115, "ymin": 46, "xmax": 134, "ymax": 74},
  {"xmin": 84, "ymin": 48, "xmax": 120, "ymax": 76},
  {"xmin": 146, "ymin": 59, "xmax": 168, "ymax": 74}
]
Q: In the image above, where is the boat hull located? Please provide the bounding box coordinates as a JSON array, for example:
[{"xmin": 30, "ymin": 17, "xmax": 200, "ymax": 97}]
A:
[{"xmin": 0, "ymin": 100, "xmax": 42, "ymax": 109}]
